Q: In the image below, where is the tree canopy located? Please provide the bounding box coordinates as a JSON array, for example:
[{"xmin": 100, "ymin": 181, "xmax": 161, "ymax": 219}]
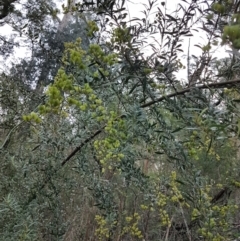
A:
[{"xmin": 1, "ymin": 0, "xmax": 240, "ymax": 240}]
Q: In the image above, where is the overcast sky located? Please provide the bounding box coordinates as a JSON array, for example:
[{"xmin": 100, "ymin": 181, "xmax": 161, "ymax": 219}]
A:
[
  {"xmin": 0, "ymin": 0, "xmax": 229, "ymax": 79},
  {"xmin": 124, "ymin": 0, "xmax": 229, "ymax": 80}
]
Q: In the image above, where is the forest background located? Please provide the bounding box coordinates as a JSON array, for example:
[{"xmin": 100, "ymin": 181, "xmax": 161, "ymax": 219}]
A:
[{"xmin": 1, "ymin": 0, "xmax": 240, "ymax": 240}]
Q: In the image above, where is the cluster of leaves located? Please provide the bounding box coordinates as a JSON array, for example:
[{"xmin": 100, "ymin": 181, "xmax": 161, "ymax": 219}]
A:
[{"xmin": 2, "ymin": 0, "xmax": 240, "ymax": 241}]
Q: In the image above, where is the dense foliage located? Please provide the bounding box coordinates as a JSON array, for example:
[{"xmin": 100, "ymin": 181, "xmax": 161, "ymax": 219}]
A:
[{"xmin": 2, "ymin": 0, "xmax": 240, "ymax": 240}]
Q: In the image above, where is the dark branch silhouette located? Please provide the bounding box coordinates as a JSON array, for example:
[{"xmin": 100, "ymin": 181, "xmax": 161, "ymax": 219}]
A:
[
  {"xmin": 63, "ymin": 79, "xmax": 240, "ymax": 168},
  {"xmin": 141, "ymin": 79, "xmax": 240, "ymax": 108},
  {"xmin": 26, "ymin": 79, "xmax": 240, "ymax": 205},
  {"xmin": 0, "ymin": 0, "xmax": 17, "ymax": 20}
]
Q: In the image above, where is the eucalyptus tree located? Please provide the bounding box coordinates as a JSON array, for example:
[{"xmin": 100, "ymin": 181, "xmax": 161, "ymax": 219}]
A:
[{"xmin": 0, "ymin": 0, "xmax": 90, "ymax": 145}]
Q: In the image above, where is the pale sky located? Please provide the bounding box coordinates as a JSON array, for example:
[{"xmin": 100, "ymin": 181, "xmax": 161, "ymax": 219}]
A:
[
  {"xmin": 0, "ymin": 0, "xmax": 230, "ymax": 80},
  {"xmin": 125, "ymin": 0, "xmax": 229, "ymax": 80}
]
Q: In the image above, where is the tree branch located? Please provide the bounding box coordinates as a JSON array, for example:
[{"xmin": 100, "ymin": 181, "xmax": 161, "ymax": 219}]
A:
[
  {"xmin": 61, "ymin": 128, "xmax": 102, "ymax": 166},
  {"xmin": 141, "ymin": 79, "xmax": 240, "ymax": 108},
  {"xmin": 62, "ymin": 79, "xmax": 240, "ymax": 167},
  {"xmin": 26, "ymin": 79, "xmax": 240, "ymax": 205}
]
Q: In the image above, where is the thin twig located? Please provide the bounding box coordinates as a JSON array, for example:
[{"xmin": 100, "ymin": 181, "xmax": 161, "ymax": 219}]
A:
[
  {"xmin": 164, "ymin": 216, "xmax": 174, "ymax": 241},
  {"xmin": 179, "ymin": 205, "xmax": 191, "ymax": 241}
]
